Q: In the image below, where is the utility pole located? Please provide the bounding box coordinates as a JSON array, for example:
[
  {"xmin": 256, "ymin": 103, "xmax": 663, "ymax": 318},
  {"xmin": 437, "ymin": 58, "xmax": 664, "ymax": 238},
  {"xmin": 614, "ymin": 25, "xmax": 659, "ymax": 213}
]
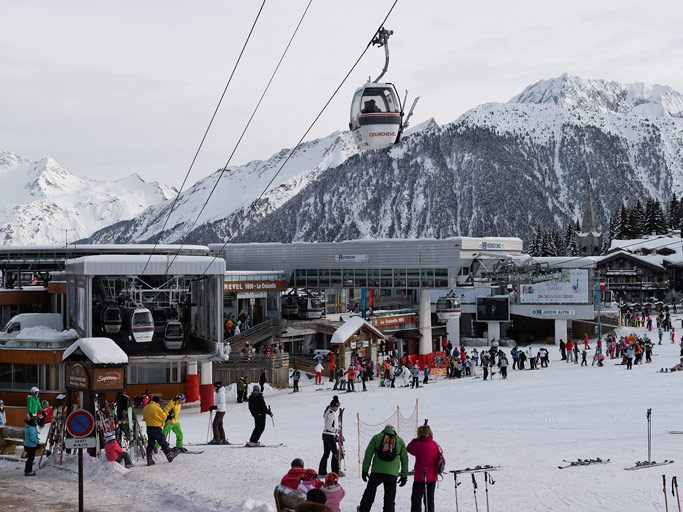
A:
[{"xmin": 60, "ymin": 228, "xmax": 76, "ymax": 247}]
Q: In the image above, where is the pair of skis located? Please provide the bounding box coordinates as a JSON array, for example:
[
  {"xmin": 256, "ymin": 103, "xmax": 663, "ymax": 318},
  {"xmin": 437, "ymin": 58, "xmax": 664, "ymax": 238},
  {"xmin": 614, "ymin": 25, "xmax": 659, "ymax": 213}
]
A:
[{"xmin": 558, "ymin": 458, "xmax": 610, "ymax": 470}]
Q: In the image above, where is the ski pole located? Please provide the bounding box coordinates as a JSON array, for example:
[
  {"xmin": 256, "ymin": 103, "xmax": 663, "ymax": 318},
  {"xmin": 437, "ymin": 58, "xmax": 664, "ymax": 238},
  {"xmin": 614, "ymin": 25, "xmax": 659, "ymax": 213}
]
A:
[
  {"xmin": 647, "ymin": 408, "xmax": 652, "ymax": 463},
  {"xmin": 453, "ymin": 472, "xmax": 461, "ymax": 512},
  {"xmin": 673, "ymin": 476, "xmax": 681, "ymax": 512},
  {"xmin": 270, "ymin": 410, "xmax": 280, "ymax": 445},
  {"xmin": 472, "ymin": 473, "xmax": 479, "ymax": 512},
  {"xmin": 423, "ymin": 468, "xmax": 429, "ymax": 512},
  {"xmin": 206, "ymin": 410, "xmax": 213, "ymax": 444},
  {"xmin": 665, "ymin": 475, "xmax": 669, "ymax": 512},
  {"xmin": 484, "ymin": 471, "xmax": 495, "ymax": 512}
]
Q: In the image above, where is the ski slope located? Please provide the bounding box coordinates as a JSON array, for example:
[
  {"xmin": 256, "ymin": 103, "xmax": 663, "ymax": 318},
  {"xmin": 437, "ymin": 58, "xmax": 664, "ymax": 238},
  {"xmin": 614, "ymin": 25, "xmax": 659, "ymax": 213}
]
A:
[{"xmin": 2, "ymin": 324, "xmax": 682, "ymax": 511}]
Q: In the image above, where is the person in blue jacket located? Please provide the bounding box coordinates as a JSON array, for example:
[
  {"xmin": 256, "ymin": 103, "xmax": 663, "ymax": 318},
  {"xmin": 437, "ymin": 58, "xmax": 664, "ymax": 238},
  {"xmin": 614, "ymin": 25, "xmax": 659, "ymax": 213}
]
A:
[{"xmin": 24, "ymin": 417, "xmax": 40, "ymax": 476}]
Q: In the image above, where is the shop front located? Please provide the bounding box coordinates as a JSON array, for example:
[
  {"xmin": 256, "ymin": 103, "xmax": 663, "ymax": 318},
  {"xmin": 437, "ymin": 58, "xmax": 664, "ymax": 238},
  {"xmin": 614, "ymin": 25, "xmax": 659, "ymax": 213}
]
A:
[{"xmin": 223, "ymin": 272, "xmax": 286, "ymax": 334}]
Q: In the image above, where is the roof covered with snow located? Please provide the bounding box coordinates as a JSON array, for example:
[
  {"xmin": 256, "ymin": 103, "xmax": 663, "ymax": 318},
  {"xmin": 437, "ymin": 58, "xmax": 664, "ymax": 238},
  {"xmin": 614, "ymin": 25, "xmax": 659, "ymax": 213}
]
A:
[
  {"xmin": 609, "ymin": 236, "xmax": 682, "ymax": 255},
  {"xmin": 65, "ymin": 255, "xmax": 225, "ymax": 276},
  {"xmin": 62, "ymin": 337, "xmax": 129, "ymax": 364},
  {"xmin": 330, "ymin": 316, "xmax": 385, "ymax": 345}
]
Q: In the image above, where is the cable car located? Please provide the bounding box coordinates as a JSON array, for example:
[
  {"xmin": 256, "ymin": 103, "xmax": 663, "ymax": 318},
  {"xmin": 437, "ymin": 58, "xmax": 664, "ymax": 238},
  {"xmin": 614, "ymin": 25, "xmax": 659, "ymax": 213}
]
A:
[
  {"xmin": 349, "ymin": 28, "xmax": 419, "ymax": 150},
  {"xmin": 163, "ymin": 320, "xmax": 184, "ymax": 350},
  {"xmin": 436, "ymin": 294, "xmax": 462, "ymax": 321},
  {"xmin": 282, "ymin": 291, "xmax": 300, "ymax": 319},
  {"xmin": 94, "ymin": 303, "xmax": 122, "ymax": 334},
  {"xmin": 122, "ymin": 307, "xmax": 155, "ymax": 343}
]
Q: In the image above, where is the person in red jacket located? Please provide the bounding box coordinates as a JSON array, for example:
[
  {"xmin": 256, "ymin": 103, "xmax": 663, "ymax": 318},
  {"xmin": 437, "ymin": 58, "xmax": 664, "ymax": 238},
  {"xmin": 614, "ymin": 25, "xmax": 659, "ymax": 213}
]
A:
[
  {"xmin": 104, "ymin": 431, "xmax": 133, "ymax": 468},
  {"xmin": 565, "ymin": 340, "xmax": 575, "ymax": 363},
  {"xmin": 407, "ymin": 424, "xmax": 443, "ymax": 512},
  {"xmin": 584, "ymin": 333, "xmax": 590, "ymax": 351},
  {"xmin": 280, "ymin": 458, "xmax": 306, "ymax": 490}
]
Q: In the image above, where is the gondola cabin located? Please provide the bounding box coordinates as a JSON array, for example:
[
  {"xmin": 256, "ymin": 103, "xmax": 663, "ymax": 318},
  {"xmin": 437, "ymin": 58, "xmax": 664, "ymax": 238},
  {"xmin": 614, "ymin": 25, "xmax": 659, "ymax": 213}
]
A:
[
  {"xmin": 122, "ymin": 307, "xmax": 154, "ymax": 343},
  {"xmin": 349, "ymin": 83, "xmax": 402, "ymax": 150}
]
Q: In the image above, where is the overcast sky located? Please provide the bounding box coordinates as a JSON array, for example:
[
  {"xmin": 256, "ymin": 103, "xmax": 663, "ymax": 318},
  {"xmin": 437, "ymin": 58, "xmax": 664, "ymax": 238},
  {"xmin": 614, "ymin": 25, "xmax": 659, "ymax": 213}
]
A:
[{"xmin": 1, "ymin": 0, "xmax": 682, "ymax": 185}]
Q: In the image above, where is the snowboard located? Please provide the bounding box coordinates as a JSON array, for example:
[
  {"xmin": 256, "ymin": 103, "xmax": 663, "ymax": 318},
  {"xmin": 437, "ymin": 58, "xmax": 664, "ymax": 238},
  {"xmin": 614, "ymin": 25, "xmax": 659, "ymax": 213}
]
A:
[{"xmin": 624, "ymin": 460, "xmax": 674, "ymax": 470}]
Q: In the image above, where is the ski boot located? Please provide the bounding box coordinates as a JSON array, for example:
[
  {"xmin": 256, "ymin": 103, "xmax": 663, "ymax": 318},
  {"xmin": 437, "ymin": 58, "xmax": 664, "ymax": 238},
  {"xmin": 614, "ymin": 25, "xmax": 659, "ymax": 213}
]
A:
[
  {"xmin": 165, "ymin": 450, "xmax": 176, "ymax": 463},
  {"xmin": 147, "ymin": 455, "xmax": 155, "ymax": 466}
]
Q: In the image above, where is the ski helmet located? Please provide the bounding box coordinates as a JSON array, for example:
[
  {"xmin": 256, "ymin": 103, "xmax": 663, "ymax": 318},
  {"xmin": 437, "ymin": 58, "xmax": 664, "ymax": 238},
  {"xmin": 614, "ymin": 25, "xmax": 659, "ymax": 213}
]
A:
[
  {"xmin": 252, "ymin": 385, "xmax": 261, "ymax": 393},
  {"xmin": 325, "ymin": 472, "xmax": 339, "ymax": 485},
  {"xmin": 105, "ymin": 432, "xmax": 115, "ymax": 443},
  {"xmin": 176, "ymin": 393, "xmax": 186, "ymax": 401},
  {"xmin": 214, "ymin": 381, "xmax": 223, "ymax": 389},
  {"xmin": 30, "ymin": 386, "xmax": 39, "ymax": 394},
  {"xmin": 291, "ymin": 458, "xmax": 304, "ymax": 468},
  {"xmin": 302, "ymin": 468, "xmax": 318, "ymax": 481}
]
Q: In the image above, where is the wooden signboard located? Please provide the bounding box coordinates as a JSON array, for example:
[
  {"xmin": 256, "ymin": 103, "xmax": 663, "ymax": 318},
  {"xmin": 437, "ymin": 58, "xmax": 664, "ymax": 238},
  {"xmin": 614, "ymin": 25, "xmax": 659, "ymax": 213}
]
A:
[
  {"xmin": 66, "ymin": 363, "xmax": 89, "ymax": 390},
  {"xmin": 92, "ymin": 367, "xmax": 125, "ymax": 391}
]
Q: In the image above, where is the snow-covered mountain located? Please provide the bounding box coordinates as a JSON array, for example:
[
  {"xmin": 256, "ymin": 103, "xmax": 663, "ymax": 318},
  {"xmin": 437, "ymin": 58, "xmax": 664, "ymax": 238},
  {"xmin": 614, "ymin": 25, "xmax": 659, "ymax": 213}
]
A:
[
  {"xmin": 87, "ymin": 74, "xmax": 683, "ymax": 246},
  {"xmin": 0, "ymin": 151, "xmax": 176, "ymax": 245}
]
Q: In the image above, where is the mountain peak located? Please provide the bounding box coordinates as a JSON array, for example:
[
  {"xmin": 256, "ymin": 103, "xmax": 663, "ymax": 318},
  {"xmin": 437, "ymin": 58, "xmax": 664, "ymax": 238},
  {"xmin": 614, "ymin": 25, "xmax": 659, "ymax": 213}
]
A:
[{"xmin": 510, "ymin": 74, "xmax": 683, "ymax": 117}]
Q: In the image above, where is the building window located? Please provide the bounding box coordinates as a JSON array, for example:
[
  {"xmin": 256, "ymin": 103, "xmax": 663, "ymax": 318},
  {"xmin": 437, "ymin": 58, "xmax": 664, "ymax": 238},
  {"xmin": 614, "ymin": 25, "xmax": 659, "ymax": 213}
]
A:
[{"xmin": 393, "ymin": 269, "xmax": 406, "ymax": 287}]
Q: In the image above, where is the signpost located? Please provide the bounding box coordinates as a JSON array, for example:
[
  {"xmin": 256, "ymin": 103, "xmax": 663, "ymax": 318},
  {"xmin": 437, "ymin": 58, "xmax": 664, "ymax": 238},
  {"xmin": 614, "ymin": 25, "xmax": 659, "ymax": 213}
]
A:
[{"xmin": 65, "ymin": 409, "xmax": 96, "ymax": 512}]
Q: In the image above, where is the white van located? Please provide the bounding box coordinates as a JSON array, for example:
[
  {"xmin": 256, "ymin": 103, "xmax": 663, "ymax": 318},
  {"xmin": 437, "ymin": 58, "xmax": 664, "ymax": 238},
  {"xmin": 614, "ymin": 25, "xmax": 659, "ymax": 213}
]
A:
[{"xmin": 0, "ymin": 313, "xmax": 64, "ymax": 340}]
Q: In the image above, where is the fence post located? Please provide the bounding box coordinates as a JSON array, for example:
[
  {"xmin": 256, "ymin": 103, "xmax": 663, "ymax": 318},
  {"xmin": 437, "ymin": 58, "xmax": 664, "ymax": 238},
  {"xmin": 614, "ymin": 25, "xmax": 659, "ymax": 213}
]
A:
[{"xmin": 357, "ymin": 412, "xmax": 361, "ymax": 478}]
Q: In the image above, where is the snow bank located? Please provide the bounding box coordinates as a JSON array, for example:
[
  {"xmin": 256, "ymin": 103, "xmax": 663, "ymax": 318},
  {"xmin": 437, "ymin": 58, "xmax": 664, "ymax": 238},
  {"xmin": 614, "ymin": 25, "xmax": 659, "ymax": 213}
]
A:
[
  {"xmin": 62, "ymin": 337, "xmax": 128, "ymax": 364},
  {"xmin": 14, "ymin": 326, "xmax": 79, "ymax": 341}
]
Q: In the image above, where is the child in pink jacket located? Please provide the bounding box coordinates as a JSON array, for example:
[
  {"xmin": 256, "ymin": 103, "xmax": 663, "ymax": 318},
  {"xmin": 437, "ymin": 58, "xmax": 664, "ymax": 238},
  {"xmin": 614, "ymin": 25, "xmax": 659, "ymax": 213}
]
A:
[
  {"xmin": 104, "ymin": 432, "xmax": 133, "ymax": 468},
  {"xmin": 321, "ymin": 472, "xmax": 345, "ymax": 512}
]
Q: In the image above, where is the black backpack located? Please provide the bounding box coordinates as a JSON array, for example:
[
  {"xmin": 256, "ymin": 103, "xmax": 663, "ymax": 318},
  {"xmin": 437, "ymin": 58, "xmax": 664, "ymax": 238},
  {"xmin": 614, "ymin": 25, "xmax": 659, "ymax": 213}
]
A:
[{"xmin": 376, "ymin": 432, "xmax": 398, "ymax": 461}]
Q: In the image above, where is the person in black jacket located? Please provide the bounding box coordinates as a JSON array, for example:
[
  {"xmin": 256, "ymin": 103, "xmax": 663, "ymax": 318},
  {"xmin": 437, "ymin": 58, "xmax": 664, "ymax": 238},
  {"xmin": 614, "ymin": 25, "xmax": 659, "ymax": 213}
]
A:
[
  {"xmin": 259, "ymin": 371, "xmax": 267, "ymax": 392},
  {"xmin": 247, "ymin": 385, "xmax": 272, "ymax": 446}
]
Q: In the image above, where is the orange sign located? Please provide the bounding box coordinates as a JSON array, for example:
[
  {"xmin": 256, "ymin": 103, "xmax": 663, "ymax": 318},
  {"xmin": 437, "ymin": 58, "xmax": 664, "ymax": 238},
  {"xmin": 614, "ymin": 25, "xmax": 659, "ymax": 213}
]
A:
[
  {"xmin": 371, "ymin": 314, "xmax": 419, "ymax": 328},
  {"xmin": 224, "ymin": 280, "xmax": 288, "ymax": 293}
]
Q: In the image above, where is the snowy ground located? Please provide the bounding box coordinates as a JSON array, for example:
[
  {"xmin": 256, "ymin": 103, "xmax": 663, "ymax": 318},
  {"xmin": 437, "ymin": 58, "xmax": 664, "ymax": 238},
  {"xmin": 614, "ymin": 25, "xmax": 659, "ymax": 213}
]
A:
[{"xmin": 2, "ymin": 324, "xmax": 683, "ymax": 511}]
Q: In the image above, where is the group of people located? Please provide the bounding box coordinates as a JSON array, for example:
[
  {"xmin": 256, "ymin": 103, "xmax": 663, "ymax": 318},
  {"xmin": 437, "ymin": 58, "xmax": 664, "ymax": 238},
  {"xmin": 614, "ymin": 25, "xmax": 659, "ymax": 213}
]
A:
[{"xmin": 559, "ymin": 332, "xmax": 656, "ymax": 370}]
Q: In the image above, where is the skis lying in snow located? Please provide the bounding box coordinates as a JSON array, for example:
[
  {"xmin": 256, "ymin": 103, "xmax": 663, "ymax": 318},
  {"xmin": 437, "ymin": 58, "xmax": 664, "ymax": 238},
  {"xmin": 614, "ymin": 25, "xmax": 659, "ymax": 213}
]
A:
[
  {"xmin": 234, "ymin": 443, "xmax": 286, "ymax": 448},
  {"xmin": 624, "ymin": 460, "xmax": 674, "ymax": 470},
  {"xmin": 450, "ymin": 465, "xmax": 500, "ymax": 475},
  {"xmin": 558, "ymin": 458, "xmax": 610, "ymax": 469}
]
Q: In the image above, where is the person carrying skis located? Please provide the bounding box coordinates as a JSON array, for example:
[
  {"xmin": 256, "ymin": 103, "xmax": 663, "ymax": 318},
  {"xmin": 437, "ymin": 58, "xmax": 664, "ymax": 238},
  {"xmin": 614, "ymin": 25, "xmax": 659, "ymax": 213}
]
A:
[
  {"xmin": 208, "ymin": 381, "xmax": 228, "ymax": 444},
  {"xmin": 407, "ymin": 424, "xmax": 443, "ymax": 512},
  {"xmin": 162, "ymin": 393, "xmax": 186, "ymax": 452},
  {"xmin": 358, "ymin": 425, "xmax": 409, "ymax": 512},
  {"xmin": 292, "ymin": 368, "xmax": 301, "ymax": 392},
  {"xmin": 142, "ymin": 396, "xmax": 176, "ymax": 466},
  {"xmin": 319, "ymin": 396, "xmax": 341, "ymax": 477},
  {"xmin": 247, "ymin": 385, "xmax": 272, "ymax": 446},
  {"xmin": 104, "ymin": 431, "xmax": 133, "ymax": 468}
]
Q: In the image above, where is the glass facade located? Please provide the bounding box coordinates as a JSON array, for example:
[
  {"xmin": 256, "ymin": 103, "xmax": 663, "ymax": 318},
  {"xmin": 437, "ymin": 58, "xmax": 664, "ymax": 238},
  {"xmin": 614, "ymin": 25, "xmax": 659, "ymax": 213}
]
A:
[{"xmin": 292, "ymin": 268, "xmax": 449, "ymax": 289}]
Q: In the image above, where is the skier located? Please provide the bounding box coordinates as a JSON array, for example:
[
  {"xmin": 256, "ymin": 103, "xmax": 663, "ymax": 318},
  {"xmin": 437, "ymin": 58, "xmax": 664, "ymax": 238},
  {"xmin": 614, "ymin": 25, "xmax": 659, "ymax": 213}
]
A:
[
  {"xmin": 23, "ymin": 416, "xmax": 39, "ymax": 476},
  {"xmin": 407, "ymin": 424, "xmax": 443, "ymax": 512},
  {"xmin": 411, "ymin": 365, "xmax": 420, "ymax": 388},
  {"xmin": 142, "ymin": 396, "xmax": 176, "ymax": 465},
  {"xmin": 573, "ymin": 341, "xmax": 579, "ymax": 364},
  {"xmin": 329, "ymin": 353, "xmax": 336, "ymax": 383},
  {"xmin": 0, "ymin": 399, "xmax": 5, "ymax": 426},
  {"xmin": 581, "ymin": 349, "xmax": 587, "ymax": 366},
  {"xmin": 358, "ymin": 425, "xmax": 409, "ymax": 512},
  {"xmin": 26, "ymin": 387, "xmax": 44, "ymax": 422},
  {"xmin": 625, "ymin": 345, "xmax": 634, "ymax": 370},
  {"xmin": 361, "ymin": 364, "xmax": 369, "ymax": 391},
  {"xmin": 298, "ymin": 468, "xmax": 324, "ymax": 494},
  {"xmin": 559, "ymin": 339, "xmax": 567, "ymax": 360},
  {"xmin": 208, "ymin": 381, "xmax": 228, "ymax": 444},
  {"xmin": 401, "ymin": 365, "xmax": 411, "ymax": 387},
  {"xmin": 319, "ymin": 396, "xmax": 341, "ymax": 477},
  {"xmin": 162, "ymin": 393, "xmax": 186, "ymax": 452},
  {"xmin": 247, "ymin": 385, "xmax": 272, "ymax": 446},
  {"xmin": 292, "ymin": 368, "xmax": 301, "ymax": 392},
  {"xmin": 240, "ymin": 377, "xmax": 249, "ymax": 402},
  {"xmin": 315, "ymin": 362, "xmax": 324, "ymax": 386},
  {"xmin": 481, "ymin": 351, "xmax": 490, "ymax": 380},
  {"xmin": 104, "ymin": 431, "xmax": 133, "ymax": 468},
  {"xmin": 321, "ymin": 472, "xmax": 346, "ymax": 512},
  {"xmin": 281, "ymin": 458, "xmax": 306, "ymax": 489},
  {"xmin": 237, "ymin": 376, "xmax": 246, "ymax": 402},
  {"xmin": 259, "ymin": 371, "xmax": 267, "ymax": 392},
  {"xmin": 527, "ymin": 346, "xmax": 536, "ymax": 370},
  {"xmin": 584, "ymin": 333, "xmax": 590, "ymax": 351},
  {"xmin": 658, "ymin": 327, "xmax": 664, "ymax": 345},
  {"xmin": 565, "ymin": 340, "xmax": 574, "ymax": 363},
  {"xmin": 422, "ymin": 365, "xmax": 430, "ymax": 385},
  {"xmin": 346, "ymin": 366, "xmax": 356, "ymax": 392},
  {"xmin": 499, "ymin": 353, "xmax": 508, "ymax": 379}
]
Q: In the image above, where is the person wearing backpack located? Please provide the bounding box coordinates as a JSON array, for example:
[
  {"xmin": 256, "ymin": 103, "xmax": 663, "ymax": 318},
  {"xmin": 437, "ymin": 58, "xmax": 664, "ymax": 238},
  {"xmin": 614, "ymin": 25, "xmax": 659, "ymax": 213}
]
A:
[
  {"xmin": 358, "ymin": 425, "xmax": 409, "ymax": 512},
  {"xmin": 407, "ymin": 424, "xmax": 444, "ymax": 512}
]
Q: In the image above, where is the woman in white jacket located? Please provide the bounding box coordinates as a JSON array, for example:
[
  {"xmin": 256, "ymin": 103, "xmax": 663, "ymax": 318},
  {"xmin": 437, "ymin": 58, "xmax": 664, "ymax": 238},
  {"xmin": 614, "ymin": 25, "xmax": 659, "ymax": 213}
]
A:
[
  {"xmin": 209, "ymin": 381, "xmax": 228, "ymax": 444},
  {"xmin": 318, "ymin": 396, "xmax": 342, "ymax": 477}
]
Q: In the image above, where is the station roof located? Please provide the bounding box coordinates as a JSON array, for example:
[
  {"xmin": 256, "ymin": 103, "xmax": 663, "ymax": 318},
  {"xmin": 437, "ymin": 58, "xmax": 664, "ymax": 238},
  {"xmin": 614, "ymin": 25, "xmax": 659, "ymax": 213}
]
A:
[
  {"xmin": 63, "ymin": 337, "xmax": 128, "ymax": 364},
  {"xmin": 331, "ymin": 316, "xmax": 385, "ymax": 345},
  {"xmin": 65, "ymin": 255, "xmax": 225, "ymax": 276}
]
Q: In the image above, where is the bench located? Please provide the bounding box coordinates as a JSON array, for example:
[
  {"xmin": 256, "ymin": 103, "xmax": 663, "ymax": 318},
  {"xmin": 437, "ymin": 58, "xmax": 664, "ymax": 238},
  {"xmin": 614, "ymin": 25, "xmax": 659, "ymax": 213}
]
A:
[
  {"xmin": 0, "ymin": 426, "xmax": 24, "ymax": 455},
  {"xmin": 274, "ymin": 484, "xmax": 306, "ymax": 512}
]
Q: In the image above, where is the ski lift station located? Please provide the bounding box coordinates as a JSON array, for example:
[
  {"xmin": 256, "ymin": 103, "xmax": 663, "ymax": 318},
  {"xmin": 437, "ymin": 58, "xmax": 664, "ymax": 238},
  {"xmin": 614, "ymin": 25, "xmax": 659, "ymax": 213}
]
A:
[{"xmin": 0, "ymin": 239, "xmax": 603, "ymax": 423}]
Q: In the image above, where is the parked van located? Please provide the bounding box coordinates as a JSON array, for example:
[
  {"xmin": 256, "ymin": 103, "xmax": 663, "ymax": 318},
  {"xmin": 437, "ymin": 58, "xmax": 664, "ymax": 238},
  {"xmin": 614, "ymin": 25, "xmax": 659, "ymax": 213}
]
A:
[{"xmin": 0, "ymin": 313, "xmax": 64, "ymax": 340}]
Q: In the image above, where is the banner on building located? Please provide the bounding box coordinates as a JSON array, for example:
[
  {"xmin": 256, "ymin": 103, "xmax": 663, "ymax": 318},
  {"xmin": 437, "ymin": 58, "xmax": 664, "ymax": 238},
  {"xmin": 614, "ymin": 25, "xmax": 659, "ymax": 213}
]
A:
[{"xmin": 520, "ymin": 269, "xmax": 589, "ymax": 304}]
